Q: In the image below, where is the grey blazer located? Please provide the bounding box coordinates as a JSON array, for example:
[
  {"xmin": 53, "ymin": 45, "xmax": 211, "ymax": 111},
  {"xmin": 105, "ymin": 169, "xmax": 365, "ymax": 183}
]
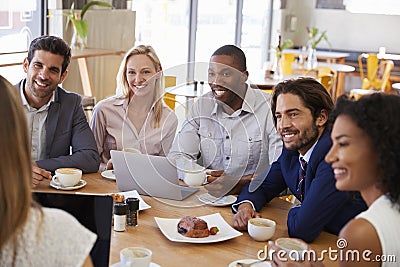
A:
[{"xmin": 16, "ymin": 80, "xmax": 100, "ymax": 173}]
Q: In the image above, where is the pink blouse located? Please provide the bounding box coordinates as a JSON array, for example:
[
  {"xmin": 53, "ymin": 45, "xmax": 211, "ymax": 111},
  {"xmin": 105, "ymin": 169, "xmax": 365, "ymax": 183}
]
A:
[{"xmin": 90, "ymin": 96, "xmax": 178, "ymax": 171}]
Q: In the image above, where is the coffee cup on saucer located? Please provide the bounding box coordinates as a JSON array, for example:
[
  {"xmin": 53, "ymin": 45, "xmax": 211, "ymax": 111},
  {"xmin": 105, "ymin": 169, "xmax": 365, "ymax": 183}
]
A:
[
  {"xmin": 120, "ymin": 247, "xmax": 152, "ymax": 267},
  {"xmin": 183, "ymin": 169, "xmax": 207, "ymax": 186},
  {"xmin": 247, "ymin": 218, "xmax": 276, "ymax": 241},
  {"xmin": 52, "ymin": 168, "xmax": 82, "ymax": 187},
  {"xmin": 275, "ymin": 237, "xmax": 308, "ymax": 261}
]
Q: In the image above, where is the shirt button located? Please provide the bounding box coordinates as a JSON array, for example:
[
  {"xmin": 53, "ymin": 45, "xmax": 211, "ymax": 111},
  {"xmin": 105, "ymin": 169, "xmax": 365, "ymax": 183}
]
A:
[
  {"xmin": 226, "ymin": 156, "xmax": 230, "ymax": 160},
  {"xmin": 208, "ymin": 133, "xmax": 212, "ymax": 137},
  {"xmin": 226, "ymin": 136, "xmax": 229, "ymax": 139},
  {"xmin": 249, "ymin": 137, "xmax": 252, "ymax": 141}
]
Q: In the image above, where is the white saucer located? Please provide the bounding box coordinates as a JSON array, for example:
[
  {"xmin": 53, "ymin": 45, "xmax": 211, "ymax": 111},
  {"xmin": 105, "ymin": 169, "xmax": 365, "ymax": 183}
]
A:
[
  {"xmin": 101, "ymin": 170, "xmax": 116, "ymax": 180},
  {"xmin": 229, "ymin": 259, "xmax": 271, "ymax": 267},
  {"xmin": 110, "ymin": 262, "xmax": 160, "ymax": 267},
  {"xmin": 50, "ymin": 179, "xmax": 87, "ymax": 190},
  {"xmin": 198, "ymin": 193, "xmax": 237, "ymax": 206}
]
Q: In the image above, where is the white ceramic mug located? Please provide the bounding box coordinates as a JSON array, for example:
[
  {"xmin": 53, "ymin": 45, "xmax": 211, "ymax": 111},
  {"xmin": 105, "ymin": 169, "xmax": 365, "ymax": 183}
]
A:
[
  {"xmin": 52, "ymin": 168, "xmax": 82, "ymax": 187},
  {"xmin": 120, "ymin": 247, "xmax": 152, "ymax": 267},
  {"xmin": 275, "ymin": 237, "xmax": 308, "ymax": 261},
  {"xmin": 247, "ymin": 218, "xmax": 276, "ymax": 241},
  {"xmin": 183, "ymin": 170, "xmax": 207, "ymax": 186}
]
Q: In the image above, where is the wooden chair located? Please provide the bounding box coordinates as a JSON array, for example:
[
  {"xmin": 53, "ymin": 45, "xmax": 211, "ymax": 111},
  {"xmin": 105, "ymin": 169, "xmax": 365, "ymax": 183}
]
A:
[
  {"xmin": 81, "ymin": 95, "xmax": 96, "ymax": 122},
  {"xmin": 163, "ymin": 76, "xmax": 177, "ymax": 109},
  {"xmin": 350, "ymin": 60, "xmax": 394, "ymax": 100},
  {"xmin": 317, "ymin": 67, "xmax": 337, "ymax": 95}
]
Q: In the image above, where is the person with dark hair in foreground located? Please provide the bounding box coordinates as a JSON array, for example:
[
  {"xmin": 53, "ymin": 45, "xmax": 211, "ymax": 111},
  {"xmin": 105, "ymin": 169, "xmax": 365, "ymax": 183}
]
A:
[{"xmin": 233, "ymin": 78, "xmax": 367, "ymax": 242}]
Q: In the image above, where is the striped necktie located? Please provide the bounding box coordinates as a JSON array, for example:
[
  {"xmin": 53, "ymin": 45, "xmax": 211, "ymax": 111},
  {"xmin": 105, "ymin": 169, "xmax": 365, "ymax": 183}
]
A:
[{"xmin": 297, "ymin": 157, "xmax": 307, "ymax": 202}]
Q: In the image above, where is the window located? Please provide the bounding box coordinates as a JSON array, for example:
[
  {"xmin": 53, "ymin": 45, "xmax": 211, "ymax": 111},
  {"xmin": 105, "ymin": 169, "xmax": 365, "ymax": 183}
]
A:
[
  {"xmin": 0, "ymin": 0, "xmax": 44, "ymax": 83},
  {"xmin": 344, "ymin": 0, "xmax": 400, "ymax": 15}
]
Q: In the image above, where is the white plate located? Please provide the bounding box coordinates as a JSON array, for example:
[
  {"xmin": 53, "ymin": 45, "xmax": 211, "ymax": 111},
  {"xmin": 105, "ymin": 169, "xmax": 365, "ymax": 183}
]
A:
[
  {"xmin": 109, "ymin": 190, "xmax": 151, "ymax": 211},
  {"xmin": 154, "ymin": 213, "xmax": 242, "ymax": 243},
  {"xmin": 50, "ymin": 179, "xmax": 87, "ymax": 190},
  {"xmin": 110, "ymin": 262, "xmax": 160, "ymax": 267},
  {"xmin": 101, "ymin": 170, "xmax": 116, "ymax": 180},
  {"xmin": 229, "ymin": 259, "xmax": 271, "ymax": 267},
  {"xmin": 197, "ymin": 193, "xmax": 237, "ymax": 206}
]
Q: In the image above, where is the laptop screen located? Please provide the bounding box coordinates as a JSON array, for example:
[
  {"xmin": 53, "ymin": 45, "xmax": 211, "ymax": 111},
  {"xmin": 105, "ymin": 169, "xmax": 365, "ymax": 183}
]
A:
[{"xmin": 32, "ymin": 192, "xmax": 113, "ymax": 267}]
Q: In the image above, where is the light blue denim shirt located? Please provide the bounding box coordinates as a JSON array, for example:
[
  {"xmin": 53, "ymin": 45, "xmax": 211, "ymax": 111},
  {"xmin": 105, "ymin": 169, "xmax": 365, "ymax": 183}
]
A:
[{"xmin": 169, "ymin": 85, "xmax": 282, "ymax": 178}]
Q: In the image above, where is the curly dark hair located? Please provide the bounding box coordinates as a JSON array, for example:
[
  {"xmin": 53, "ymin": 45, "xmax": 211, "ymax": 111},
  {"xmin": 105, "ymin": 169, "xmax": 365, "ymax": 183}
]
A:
[
  {"xmin": 331, "ymin": 94, "xmax": 400, "ymax": 207},
  {"xmin": 271, "ymin": 77, "xmax": 334, "ymax": 128}
]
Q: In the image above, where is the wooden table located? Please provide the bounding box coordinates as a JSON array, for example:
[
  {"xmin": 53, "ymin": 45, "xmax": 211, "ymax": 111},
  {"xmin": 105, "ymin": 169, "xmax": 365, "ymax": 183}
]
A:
[
  {"xmin": 34, "ymin": 173, "xmax": 338, "ymax": 267},
  {"xmin": 0, "ymin": 48, "xmax": 125, "ymax": 97}
]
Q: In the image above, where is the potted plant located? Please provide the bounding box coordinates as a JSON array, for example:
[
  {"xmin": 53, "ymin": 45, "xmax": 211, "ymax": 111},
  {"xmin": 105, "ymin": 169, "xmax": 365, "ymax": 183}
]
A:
[
  {"xmin": 305, "ymin": 27, "xmax": 331, "ymax": 69},
  {"xmin": 65, "ymin": 1, "xmax": 113, "ymax": 49}
]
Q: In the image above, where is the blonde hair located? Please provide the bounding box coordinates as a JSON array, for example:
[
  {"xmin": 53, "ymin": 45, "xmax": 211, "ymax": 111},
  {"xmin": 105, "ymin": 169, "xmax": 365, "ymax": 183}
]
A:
[
  {"xmin": 116, "ymin": 45, "xmax": 164, "ymax": 128},
  {"xmin": 0, "ymin": 76, "xmax": 33, "ymax": 250}
]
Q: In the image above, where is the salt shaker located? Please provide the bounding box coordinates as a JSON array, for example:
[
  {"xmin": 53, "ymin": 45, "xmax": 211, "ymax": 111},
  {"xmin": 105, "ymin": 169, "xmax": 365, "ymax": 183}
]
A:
[
  {"xmin": 126, "ymin": 197, "xmax": 139, "ymax": 227},
  {"xmin": 113, "ymin": 202, "xmax": 127, "ymax": 232}
]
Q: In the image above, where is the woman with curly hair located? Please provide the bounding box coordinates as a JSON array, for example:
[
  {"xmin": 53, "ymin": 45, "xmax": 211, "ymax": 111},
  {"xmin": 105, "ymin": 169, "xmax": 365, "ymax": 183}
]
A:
[{"xmin": 271, "ymin": 93, "xmax": 400, "ymax": 267}]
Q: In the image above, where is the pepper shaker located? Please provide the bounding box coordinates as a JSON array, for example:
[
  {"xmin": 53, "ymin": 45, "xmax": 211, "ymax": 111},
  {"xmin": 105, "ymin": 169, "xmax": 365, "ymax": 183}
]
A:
[{"xmin": 126, "ymin": 197, "xmax": 139, "ymax": 227}]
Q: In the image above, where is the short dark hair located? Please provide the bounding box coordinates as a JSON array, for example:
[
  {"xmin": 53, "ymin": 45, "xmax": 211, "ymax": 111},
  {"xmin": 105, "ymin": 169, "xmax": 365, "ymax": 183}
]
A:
[
  {"xmin": 271, "ymin": 77, "xmax": 334, "ymax": 127},
  {"xmin": 211, "ymin": 45, "xmax": 247, "ymax": 72},
  {"xmin": 331, "ymin": 94, "xmax": 400, "ymax": 207},
  {"xmin": 27, "ymin": 35, "xmax": 71, "ymax": 75}
]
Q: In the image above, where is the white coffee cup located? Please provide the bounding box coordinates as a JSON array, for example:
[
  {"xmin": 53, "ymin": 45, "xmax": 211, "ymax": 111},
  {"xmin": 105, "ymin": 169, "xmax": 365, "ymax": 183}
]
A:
[
  {"xmin": 183, "ymin": 170, "xmax": 207, "ymax": 186},
  {"xmin": 120, "ymin": 247, "xmax": 152, "ymax": 267},
  {"xmin": 275, "ymin": 237, "xmax": 308, "ymax": 261},
  {"xmin": 52, "ymin": 168, "xmax": 82, "ymax": 187},
  {"xmin": 248, "ymin": 218, "xmax": 276, "ymax": 241},
  {"xmin": 123, "ymin": 147, "xmax": 141, "ymax": 154}
]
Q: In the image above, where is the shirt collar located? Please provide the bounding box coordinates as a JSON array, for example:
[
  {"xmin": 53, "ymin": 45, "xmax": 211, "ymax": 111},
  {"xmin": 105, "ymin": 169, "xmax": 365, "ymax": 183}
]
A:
[
  {"xmin": 20, "ymin": 79, "xmax": 55, "ymax": 111},
  {"xmin": 299, "ymin": 140, "xmax": 318, "ymax": 164},
  {"xmin": 211, "ymin": 84, "xmax": 253, "ymax": 116}
]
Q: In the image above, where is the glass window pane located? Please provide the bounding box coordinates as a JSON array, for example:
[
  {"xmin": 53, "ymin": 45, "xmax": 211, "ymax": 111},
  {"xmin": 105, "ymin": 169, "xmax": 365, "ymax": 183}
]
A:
[
  {"xmin": 132, "ymin": 0, "xmax": 190, "ymax": 70},
  {"xmin": 195, "ymin": 0, "xmax": 237, "ymax": 63},
  {"xmin": 0, "ymin": 0, "xmax": 43, "ymax": 83},
  {"xmin": 241, "ymin": 0, "xmax": 272, "ymax": 75}
]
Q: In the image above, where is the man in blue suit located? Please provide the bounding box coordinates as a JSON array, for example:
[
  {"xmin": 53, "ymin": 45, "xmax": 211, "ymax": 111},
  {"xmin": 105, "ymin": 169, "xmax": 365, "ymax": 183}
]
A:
[
  {"xmin": 232, "ymin": 78, "xmax": 367, "ymax": 242},
  {"xmin": 16, "ymin": 35, "xmax": 100, "ymax": 187}
]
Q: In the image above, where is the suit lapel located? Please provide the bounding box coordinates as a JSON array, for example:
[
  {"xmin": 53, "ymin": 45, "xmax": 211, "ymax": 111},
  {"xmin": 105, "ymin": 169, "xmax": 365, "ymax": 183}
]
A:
[{"xmin": 45, "ymin": 88, "xmax": 61, "ymax": 157}]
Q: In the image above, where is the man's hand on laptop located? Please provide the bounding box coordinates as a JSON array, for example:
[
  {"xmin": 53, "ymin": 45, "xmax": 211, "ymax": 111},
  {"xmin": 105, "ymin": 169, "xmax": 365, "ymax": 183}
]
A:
[{"xmin": 31, "ymin": 162, "xmax": 52, "ymax": 188}]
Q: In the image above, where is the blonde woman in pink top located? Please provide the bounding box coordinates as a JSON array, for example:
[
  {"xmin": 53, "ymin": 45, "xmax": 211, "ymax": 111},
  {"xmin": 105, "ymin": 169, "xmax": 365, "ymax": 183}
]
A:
[{"xmin": 90, "ymin": 45, "xmax": 178, "ymax": 171}]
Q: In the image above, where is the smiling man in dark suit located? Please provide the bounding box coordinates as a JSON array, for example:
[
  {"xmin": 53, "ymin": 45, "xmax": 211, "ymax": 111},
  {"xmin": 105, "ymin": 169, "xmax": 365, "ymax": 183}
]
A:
[
  {"xmin": 15, "ymin": 35, "xmax": 100, "ymax": 187},
  {"xmin": 232, "ymin": 78, "xmax": 367, "ymax": 242}
]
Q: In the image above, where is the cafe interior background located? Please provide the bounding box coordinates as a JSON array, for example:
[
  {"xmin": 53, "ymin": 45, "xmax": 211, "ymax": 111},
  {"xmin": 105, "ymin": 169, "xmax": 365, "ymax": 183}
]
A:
[{"xmin": 1, "ymin": 0, "xmax": 400, "ymax": 104}]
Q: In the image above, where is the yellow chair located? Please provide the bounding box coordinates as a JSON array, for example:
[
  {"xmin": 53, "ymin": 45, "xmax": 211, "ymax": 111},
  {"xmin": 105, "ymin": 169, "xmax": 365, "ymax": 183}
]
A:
[
  {"xmin": 163, "ymin": 76, "xmax": 177, "ymax": 110},
  {"xmin": 317, "ymin": 67, "xmax": 337, "ymax": 95},
  {"xmin": 350, "ymin": 60, "xmax": 394, "ymax": 100},
  {"xmin": 280, "ymin": 53, "xmax": 296, "ymax": 75}
]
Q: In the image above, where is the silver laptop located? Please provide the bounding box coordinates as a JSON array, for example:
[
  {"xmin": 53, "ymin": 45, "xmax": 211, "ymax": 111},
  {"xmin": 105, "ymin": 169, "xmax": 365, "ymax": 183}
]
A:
[{"xmin": 111, "ymin": 150, "xmax": 199, "ymax": 200}]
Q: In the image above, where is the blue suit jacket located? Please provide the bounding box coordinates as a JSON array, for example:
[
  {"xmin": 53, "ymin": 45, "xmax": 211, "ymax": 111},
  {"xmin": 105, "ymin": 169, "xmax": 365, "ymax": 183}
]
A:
[
  {"xmin": 17, "ymin": 80, "xmax": 100, "ymax": 173},
  {"xmin": 234, "ymin": 129, "xmax": 367, "ymax": 242}
]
